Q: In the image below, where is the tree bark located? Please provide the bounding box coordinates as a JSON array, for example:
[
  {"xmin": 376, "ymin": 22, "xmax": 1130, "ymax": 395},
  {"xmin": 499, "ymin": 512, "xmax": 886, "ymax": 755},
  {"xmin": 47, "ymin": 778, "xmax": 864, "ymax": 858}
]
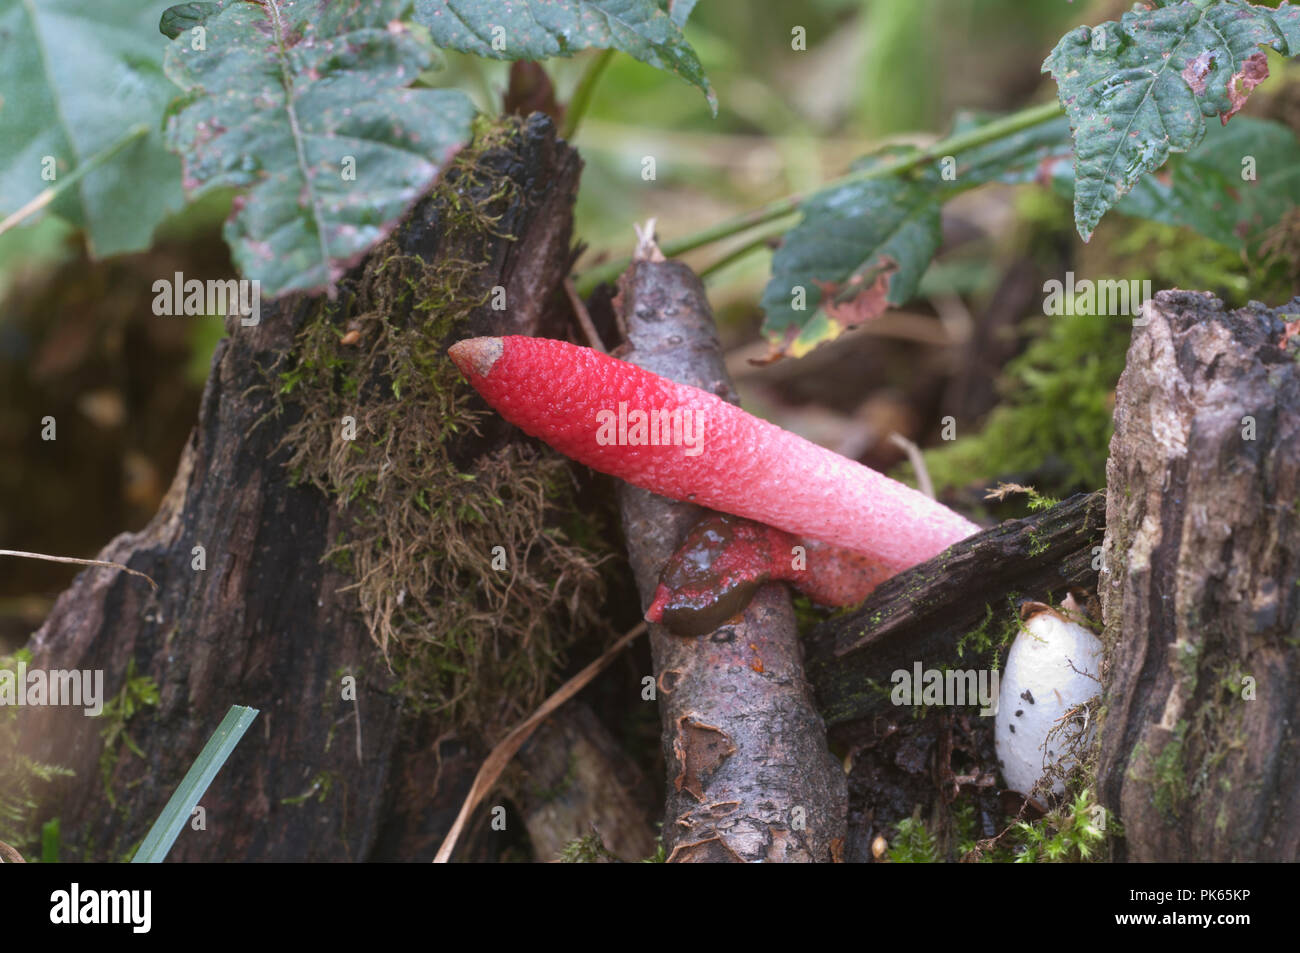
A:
[
  {"xmin": 613, "ymin": 253, "xmax": 847, "ymax": 863},
  {"xmin": 1097, "ymin": 291, "xmax": 1300, "ymax": 862},
  {"xmin": 17, "ymin": 115, "xmax": 582, "ymax": 862},
  {"xmin": 508, "ymin": 701, "xmax": 658, "ymax": 862}
]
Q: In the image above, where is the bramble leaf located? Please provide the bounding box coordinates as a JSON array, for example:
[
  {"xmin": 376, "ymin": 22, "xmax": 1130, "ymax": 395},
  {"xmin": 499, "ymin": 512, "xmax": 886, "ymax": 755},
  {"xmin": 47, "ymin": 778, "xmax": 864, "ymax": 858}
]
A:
[
  {"xmin": 1043, "ymin": 116, "xmax": 1300, "ymax": 249},
  {"xmin": 1043, "ymin": 0, "xmax": 1300, "ymax": 241},
  {"xmin": 164, "ymin": 0, "xmax": 474, "ymax": 298},
  {"xmin": 414, "ymin": 0, "xmax": 715, "ymax": 114},
  {"xmin": 760, "ymin": 117, "xmax": 1072, "ymax": 358},
  {"xmin": 760, "ymin": 156, "xmax": 941, "ymax": 359}
]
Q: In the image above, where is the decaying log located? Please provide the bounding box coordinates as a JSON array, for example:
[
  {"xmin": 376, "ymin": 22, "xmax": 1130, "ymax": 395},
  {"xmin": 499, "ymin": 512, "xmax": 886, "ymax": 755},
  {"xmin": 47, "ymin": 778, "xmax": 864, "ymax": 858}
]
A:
[
  {"xmin": 805, "ymin": 491, "xmax": 1105, "ymax": 739},
  {"xmin": 1097, "ymin": 291, "xmax": 1300, "ymax": 862},
  {"xmin": 614, "ymin": 255, "xmax": 847, "ymax": 863},
  {"xmin": 16, "ymin": 115, "xmax": 582, "ymax": 861},
  {"xmin": 508, "ymin": 701, "xmax": 657, "ymax": 862}
]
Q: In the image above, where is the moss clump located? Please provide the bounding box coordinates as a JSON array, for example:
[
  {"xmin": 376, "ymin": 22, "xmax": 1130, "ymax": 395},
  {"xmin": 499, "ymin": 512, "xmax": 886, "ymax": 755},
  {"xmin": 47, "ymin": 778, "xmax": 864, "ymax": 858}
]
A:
[
  {"xmin": 887, "ymin": 812, "xmax": 940, "ymax": 863},
  {"xmin": 97, "ymin": 657, "xmax": 161, "ymax": 811},
  {"xmin": 557, "ymin": 831, "xmax": 621, "ymax": 863},
  {"xmin": 947, "ymin": 784, "xmax": 1116, "ymax": 864},
  {"xmin": 1001, "ymin": 789, "xmax": 1111, "ymax": 862},
  {"xmin": 907, "ymin": 312, "xmax": 1127, "ymax": 502},
  {"xmin": 955, "ymin": 598, "xmax": 1021, "ymax": 668},
  {"xmin": 1149, "ymin": 721, "xmax": 1189, "ymax": 820},
  {"xmin": 275, "ymin": 118, "xmax": 613, "ymax": 740}
]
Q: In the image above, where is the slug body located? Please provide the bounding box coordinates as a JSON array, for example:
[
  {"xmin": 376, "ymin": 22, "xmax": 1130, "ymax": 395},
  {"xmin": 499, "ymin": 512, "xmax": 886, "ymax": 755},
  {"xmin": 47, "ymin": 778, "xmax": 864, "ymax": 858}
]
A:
[{"xmin": 449, "ymin": 336, "xmax": 978, "ymax": 630}]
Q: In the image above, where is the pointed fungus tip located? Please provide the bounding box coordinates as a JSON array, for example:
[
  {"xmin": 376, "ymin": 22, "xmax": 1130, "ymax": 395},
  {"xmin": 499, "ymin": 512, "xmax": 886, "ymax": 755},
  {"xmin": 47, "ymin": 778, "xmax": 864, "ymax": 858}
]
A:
[{"xmin": 448, "ymin": 337, "xmax": 504, "ymax": 379}]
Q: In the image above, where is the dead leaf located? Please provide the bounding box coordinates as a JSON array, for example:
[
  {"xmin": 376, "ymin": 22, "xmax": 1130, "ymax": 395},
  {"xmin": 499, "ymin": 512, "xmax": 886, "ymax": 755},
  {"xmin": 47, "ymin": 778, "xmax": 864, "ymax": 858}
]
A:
[
  {"xmin": 814, "ymin": 256, "xmax": 899, "ymax": 333},
  {"xmin": 1223, "ymin": 51, "xmax": 1269, "ymax": 124},
  {"xmin": 1181, "ymin": 49, "xmax": 1214, "ymax": 95}
]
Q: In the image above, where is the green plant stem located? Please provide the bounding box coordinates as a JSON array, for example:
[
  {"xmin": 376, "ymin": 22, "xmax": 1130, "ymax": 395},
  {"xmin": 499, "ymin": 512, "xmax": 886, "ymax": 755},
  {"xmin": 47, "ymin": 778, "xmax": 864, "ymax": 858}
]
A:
[
  {"xmin": 0, "ymin": 123, "xmax": 149, "ymax": 238},
  {"xmin": 562, "ymin": 49, "xmax": 615, "ymax": 140},
  {"xmin": 698, "ymin": 216, "xmax": 798, "ymax": 280},
  {"xmin": 574, "ymin": 98, "xmax": 1065, "ymax": 295}
]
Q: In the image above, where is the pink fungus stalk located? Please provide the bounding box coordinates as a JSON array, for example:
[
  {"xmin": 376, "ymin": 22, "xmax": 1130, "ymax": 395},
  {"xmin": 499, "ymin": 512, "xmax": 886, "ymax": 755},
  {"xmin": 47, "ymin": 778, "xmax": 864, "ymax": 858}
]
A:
[{"xmin": 448, "ymin": 335, "xmax": 979, "ymax": 630}]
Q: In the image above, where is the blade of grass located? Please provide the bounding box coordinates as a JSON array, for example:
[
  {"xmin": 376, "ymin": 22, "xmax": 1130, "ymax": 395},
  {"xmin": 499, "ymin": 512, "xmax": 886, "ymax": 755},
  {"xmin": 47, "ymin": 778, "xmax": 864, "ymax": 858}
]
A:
[{"xmin": 130, "ymin": 705, "xmax": 259, "ymax": 863}]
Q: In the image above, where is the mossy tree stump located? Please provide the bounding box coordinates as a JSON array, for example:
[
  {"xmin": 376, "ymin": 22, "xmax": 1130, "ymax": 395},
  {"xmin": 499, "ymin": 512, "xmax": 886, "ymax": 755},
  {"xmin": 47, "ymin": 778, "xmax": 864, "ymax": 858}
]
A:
[
  {"xmin": 16, "ymin": 116, "xmax": 597, "ymax": 861},
  {"xmin": 1098, "ymin": 291, "xmax": 1300, "ymax": 862}
]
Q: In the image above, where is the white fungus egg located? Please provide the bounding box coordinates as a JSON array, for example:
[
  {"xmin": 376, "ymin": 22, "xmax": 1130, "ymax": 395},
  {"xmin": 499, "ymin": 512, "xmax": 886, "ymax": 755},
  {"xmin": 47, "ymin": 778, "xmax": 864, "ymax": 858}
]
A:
[{"xmin": 995, "ymin": 600, "xmax": 1103, "ymax": 798}]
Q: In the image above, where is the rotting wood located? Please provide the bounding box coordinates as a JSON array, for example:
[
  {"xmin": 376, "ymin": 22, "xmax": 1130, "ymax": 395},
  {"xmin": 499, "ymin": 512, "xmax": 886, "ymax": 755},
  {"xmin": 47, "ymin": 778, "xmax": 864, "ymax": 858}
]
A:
[
  {"xmin": 1097, "ymin": 291, "xmax": 1300, "ymax": 862},
  {"xmin": 805, "ymin": 491, "xmax": 1105, "ymax": 740},
  {"xmin": 15, "ymin": 115, "xmax": 583, "ymax": 862}
]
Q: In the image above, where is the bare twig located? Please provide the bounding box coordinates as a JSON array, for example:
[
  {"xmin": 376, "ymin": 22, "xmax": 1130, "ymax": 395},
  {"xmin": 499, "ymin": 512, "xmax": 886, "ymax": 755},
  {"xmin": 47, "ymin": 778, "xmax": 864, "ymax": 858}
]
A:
[
  {"xmin": 887, "ymin": 433, "xmax": 935, "ymax": 500},
  {"xmin": 0, "ymin": 550, "xmax": 157, "ymax": 590},
  {"xmin": 564, "ymin": 277, "xmax": 606, "ymax": 353},
  {"xmin": 632, "ymin": 219, "xmax": 665, "ymax": 263}
]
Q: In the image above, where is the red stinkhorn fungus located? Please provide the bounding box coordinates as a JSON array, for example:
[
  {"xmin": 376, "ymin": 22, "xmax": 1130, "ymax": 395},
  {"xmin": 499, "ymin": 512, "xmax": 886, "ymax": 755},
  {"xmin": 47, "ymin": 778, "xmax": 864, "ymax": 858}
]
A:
[{"xmin": 448, "ymin": 335, "xmax": 979, "ymax": 631}]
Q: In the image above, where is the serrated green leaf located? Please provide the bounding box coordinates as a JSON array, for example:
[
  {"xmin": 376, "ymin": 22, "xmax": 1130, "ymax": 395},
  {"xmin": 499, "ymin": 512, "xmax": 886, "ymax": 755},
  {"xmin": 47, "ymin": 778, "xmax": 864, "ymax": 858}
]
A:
[
  {"xmin": 1043, "ymin": 0, "xmax": 1300, "ymax": 241},
  {"xmin": 414, "ymin": 0, "xmax": 715, "ymax": 114},
  {"xmin": 164, "ymin": 0, "xmax": 475, "ymax": 298},
  {"xmin": 1045, "ymin": 116, "xmax": 1300, "ymax": 248},
  {"xmin": 662, "ymin": 0, "xmax": 700, "ymax": 28},
  {"xmin": 0, "ymin": 0, "xmax": 184, "ymax": 256}
]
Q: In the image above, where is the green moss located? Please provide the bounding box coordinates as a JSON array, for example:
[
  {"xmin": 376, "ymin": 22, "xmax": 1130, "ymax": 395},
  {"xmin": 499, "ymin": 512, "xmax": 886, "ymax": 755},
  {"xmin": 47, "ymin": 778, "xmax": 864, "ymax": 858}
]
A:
[
  {"xmin": 905, "ymin": 208, "xmax": 1282, "ymax": 505},
  {"xmin": 281, "ymin": 771, "xmax": 336, "ymax": 806},
  {"xmin": 904, "ymin": 313, "xmax": 1126, "ymax": 502},
  {"xmin": 558, "ymin": 834, "xmax": 667, "ymax": 864},
  {"xmin": 96, "ymin": 657, "xmax": 160, "ymax": 811},
  {"xmin": 0, "ymin": 649, "xmax": 74, "ymax": 854},
  {"xmin": 557, "ymin": 831, "xmax": 621, "ymax": 863},
  {"xmin": 1112, "ymin": 219, "xmax": 1277, "ymax": 309},
  {"xmin": 1174, "ymin": 638, "xmax": 1202, "ymax": 684},
  {"xmin": 1004, "ymin": 790, "xmax": 1111, "ymax": 863},
  {"xmin": 890, "ymin": 773, "xmax": 1117, "ymax": 863},
  {"xmin": 887, "ymin": 813, "xmax": 939, "ymax": 863},
  {"xmin": 273, "ymin": 117, "xmax": 614, "ymax": 740},
  {"xmin": 1151, "ymin": 720, "xmax": 1189, "ymax": 820},
  {"xmin": 961, "ymin": 782, "xmax": 1118, "ymax": 864},
  {"xmin": 955, "ymin": 599, "xmax": 1020, "ymax": 668}
]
